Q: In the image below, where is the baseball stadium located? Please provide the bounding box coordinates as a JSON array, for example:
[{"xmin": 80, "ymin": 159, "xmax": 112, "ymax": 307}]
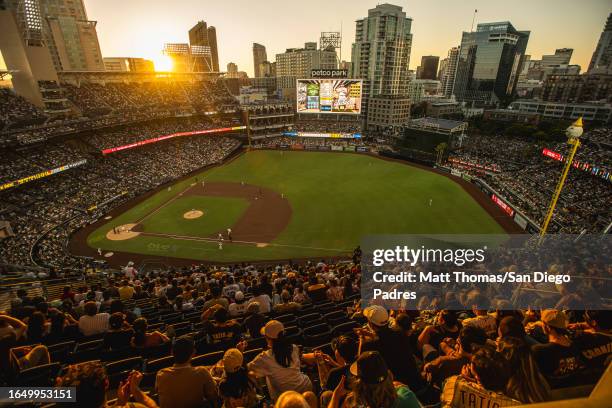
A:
[{"xmin": 0, "ymin": 2, "xmax": 611, "ymax": 408}]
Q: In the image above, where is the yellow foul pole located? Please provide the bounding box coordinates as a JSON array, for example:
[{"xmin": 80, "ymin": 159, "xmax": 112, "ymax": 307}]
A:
[{"xmin": 539, "ymin": 118, "xmax": 583, "ymax": 241}]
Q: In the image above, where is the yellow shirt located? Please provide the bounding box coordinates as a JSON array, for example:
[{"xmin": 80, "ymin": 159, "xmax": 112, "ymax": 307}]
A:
[
  {"xmin": 118, "ymin": 286, "xmax": 135, "ymax": 300},
  {"xmin": 156, "ymin": 364, "xmax": 218, "ymax": 408}
]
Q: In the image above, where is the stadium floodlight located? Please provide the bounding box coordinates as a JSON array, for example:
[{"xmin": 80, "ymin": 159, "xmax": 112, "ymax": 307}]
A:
[{"xmin": 539, "ymin": 117, "xmax": 583, "ymax": 241}]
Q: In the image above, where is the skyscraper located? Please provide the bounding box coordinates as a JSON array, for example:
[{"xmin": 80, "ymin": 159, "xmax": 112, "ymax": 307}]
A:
[
  {"xmin": 14, "ymin": 0, "xmax": 105, "ymax": 72},
  {"xmin": 275, "ymin": 42, "xmax": 337, "ymax": 100},
  {"xmin": 440, "ymin": 47, "xmax": 459, "ymax": 98},
  {"xmin": 351, "ymin": 3, "xmax": 413, "ymax": 123},
  {"xmin": 453, "ymin": 21, "xmax": 530, "ymax": 104},
  {"xmin": 588, "ymin": 13, "xmax": 612, "ymax": 73},
  {"xmin": 253, "ymin": 43, "xmax": 267, "ymax": 77},
  {"xmin": 418, "ymin": 56, "xmax": 440, "ymax": 80},
  {"xmin": 188, "ymin": 21, "xmax": 219, "ymax": 72}
]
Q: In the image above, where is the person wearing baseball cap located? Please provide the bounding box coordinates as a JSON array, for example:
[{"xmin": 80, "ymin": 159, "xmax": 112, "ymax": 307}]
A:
[
  {"xmin": 359, "ymin": 305, "xmax": 424, "ymax": 392},
  {"xmin": 532, "ymin": 310, "xmax": 586, "ymax": 388},
  {"xmin": 329, "ymin": 351, "xmax": 421, "ymax": 408},
  {"xmin": 219, "ymin": 348, "xmax": 259, "ymax": 408},
  {"xmin": 228, "ymin": 291, "xmax": 248, "ymax": 317},
  {"xmin": 247, "ymin": 320, "xmax": 312, "ymax": 400}
]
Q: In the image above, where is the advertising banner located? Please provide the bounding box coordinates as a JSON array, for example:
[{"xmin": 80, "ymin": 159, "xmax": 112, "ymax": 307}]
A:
[
  {"xmin": 356, "ymin": 146, "xmax": 370, "ymax": 152},
  {"xmin": 0, "ymin": 160, "xmax": 87, "ymax": 192},
  {"xmin": 102, "ymin": 126, "xmax": 246, "ymax": 155}
]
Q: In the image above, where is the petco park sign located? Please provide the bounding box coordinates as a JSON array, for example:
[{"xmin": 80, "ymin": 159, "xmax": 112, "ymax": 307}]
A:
[{"xmin": 310, "ymin": 69, "xmax": 348, "ymax": 78}]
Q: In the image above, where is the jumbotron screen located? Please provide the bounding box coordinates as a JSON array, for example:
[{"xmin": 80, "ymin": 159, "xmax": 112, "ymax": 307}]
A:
[{"xmin": 296, "ymin": 79, "xmax": 362, "ymax": 114}]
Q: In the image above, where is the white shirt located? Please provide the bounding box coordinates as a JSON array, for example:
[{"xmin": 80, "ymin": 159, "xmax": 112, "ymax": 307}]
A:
[
  {"xmin": 249, "ymin": 295, "xmax": 271, "ymax": 313},
  {"xmin": 248, "ymin": 346, "xmax": 312, "ymax": 400},
  {"xmin": 228, "ymin": 302, "xmax": 248, "ymax": 317},
  {"xmin": 78, "ymin": 313, "xmax": 110, "ymax": 337}
]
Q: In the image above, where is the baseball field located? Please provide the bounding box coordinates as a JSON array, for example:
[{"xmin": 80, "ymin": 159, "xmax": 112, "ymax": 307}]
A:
[{"xmin": 77, "ymin": 150, "xmax": 510, "ymax": 264}]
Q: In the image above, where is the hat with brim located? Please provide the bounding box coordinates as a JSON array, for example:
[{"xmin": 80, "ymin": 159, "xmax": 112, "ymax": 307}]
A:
[{"xmin": 349, "ymin": 351, "xmax": 388, "ymax": 384}]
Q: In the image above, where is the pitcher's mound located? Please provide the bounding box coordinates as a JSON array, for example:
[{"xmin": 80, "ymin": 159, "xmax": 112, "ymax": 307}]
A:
[
  {"xmin": 184, "ymin": 210, "xmax": 204, "ymax": 219},
  {"xmin": 106, "ymin": 224, "xmax": 140, "ymax": 241}
]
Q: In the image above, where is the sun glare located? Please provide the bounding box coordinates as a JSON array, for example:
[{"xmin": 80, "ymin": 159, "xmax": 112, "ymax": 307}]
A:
[{"xmin": 153, "ymin": 54, "xmax": 173, "ymax": 72}]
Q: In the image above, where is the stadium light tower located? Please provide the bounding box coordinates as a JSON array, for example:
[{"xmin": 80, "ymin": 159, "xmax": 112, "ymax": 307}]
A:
[
  {"xmin": 320, "ymin": 32, "xmax": 342, "ymax": 63},
  {"xmin": 539, "ymin": 117, "xmax": 583, "ymax": 241}
]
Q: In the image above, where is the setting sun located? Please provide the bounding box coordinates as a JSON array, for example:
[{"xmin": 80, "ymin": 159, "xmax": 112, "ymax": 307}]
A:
[{"xmin": 153, "ymin": 54, "xmax": 173, "ymax": 72}]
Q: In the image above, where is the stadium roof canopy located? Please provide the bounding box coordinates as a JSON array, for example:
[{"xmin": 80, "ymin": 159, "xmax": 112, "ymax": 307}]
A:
[{"xmin": 406, "ymin": 117, "xmax": 468, "ymax": 134}]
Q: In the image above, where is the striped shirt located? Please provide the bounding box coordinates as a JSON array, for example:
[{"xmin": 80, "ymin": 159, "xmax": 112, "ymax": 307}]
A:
[{"xmin": 78, "ymin": 313, "xmax": 110, "ymax": 337}]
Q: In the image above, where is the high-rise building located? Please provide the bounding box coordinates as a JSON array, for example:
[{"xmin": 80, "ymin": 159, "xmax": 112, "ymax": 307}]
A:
[
  {"xmin": 417, "ymin": 56, "xmax": 440, "ymax": 80},
  {"xmin": 227, "ymin": 62, "xmax": 238, "ymax": 73},
  {"xmin": 11, "ymin": 0, "xmax": 105, "ymax": 72},
  {"xmin": 541, "ymin": 48, "xmax": 573, "ymax": 67},
  {"xmin": 440, "ymin": 46, "xmax": 459, "ymax": 98},
  {"xmin": 275, "ymin": 42, "xmax": 337, "ymax": 100},
  {"xmin": 188, "ymin": 21, "xmax": 219, "ymax": 72},
  {"xmin": 453, "ymin": 21, "xmax": 530, "ymax": 104},
  {"xmin": 253, "ymin": 43, "xmax": 267, "ymax": 77},
  {"xmin": 351, "ymin": 3, "xmax": 413, "ymax": 127},
  {"xmin": 588, "ymin": 13, "xmax": 612, "ymax": 73},
  {"xmin": 541, "ymin": 73, "xmax": 612, "ymax": 104}
]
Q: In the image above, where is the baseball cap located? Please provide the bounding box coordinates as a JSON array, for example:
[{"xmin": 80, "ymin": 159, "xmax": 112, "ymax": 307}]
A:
[
  {"xmin": 223, "ymin": 348, "xmax": 244, "ymax": 373},
  {"xmin": 261, "ymin": 320, "xmax": 285, "ymax": 339},
  {"xmin": 363, "ymin": 305, "xmax": 389, "ymax": 327},
  {"xmin": 541, "ymin": 309, "xmax": 568, "ymax": 329},
  {"xmin": 235, "ymin": 291, "xmax": 244, "ymax": 301},
  {"xmin": 349, "ymin": 351, "xmax": 389, "ymax": 384}
]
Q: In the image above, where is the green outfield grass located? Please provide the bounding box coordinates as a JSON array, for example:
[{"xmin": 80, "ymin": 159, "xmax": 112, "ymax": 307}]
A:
[{"xmin": 87, "ymin": 150, "xmax": 506, "ymax": 262}]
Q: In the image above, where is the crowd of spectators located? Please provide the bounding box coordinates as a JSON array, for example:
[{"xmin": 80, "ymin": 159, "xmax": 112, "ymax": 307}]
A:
[
  {"xmin": 447, "ymin": 129, "xmax": 611, "ymax": 233},
  {"xmin": 0, "ymin": 79, "xmax": 240, "ymax": 147},
  {"xmin": 0, "ymin": 117, "xmax": 241, "ymax": 268},
  {"xmin": 0, "ymin": 88, "xmax": 46, "ymax": 130},
  {"xmin": 0, "ymin": 257, "xmax": 608, "ymax": 407}
]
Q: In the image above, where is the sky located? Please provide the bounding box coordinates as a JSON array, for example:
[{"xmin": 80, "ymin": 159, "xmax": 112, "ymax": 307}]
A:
[{"xmin": 83, "ymin": 0, "xmax": 611, "ymax": 76}]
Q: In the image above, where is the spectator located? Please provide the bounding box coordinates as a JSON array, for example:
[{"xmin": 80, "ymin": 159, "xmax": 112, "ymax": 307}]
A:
[
  {"xmin": 103, "ymin": 312, "xmax": 134, "ymax": 350},
  {"xmin": 359, "ymin": 305, "xmax": 424, "ymax": 392},
  {"xmin": 441, "ymin": 347, "xmax": 520, "ymax": 408},
  {"xmin": 118, "ymin": 280, "xmax": 135, "ymax": 301},
  {"xmin": 243, "ymin": 302, "xmax": 267, "ymax": 338},
  {"xmin": 228, "ymin": 291, "xmax": 248, "ymax": 317},
  {"xmin": 497, "ymin": 337, "xmax": 550, "ymax": 403},
  {"xmin": 248, "ymin": 286, "xmax": 271, "ymax": 314},
  {"xmin": 203, "ymin": 286, "xmax": 229, "ymax": 311},
  {"xmin": 418, "ymin": 310, "xmax": 461, "ymax": 361},
  {"xmin": 131, "ymin": 317, "xmax": 169, "ymax": 348},
  {"xmin": 423, "ymin": 325, "xmax": 488, "ymax": 387},
  {"xmin": 274, "ymin": 391, "xmax": 311, "ymax": 408},
  {"xmin": 78, "ymin": 301, "xmax": 109, "ymax": 337},
  {"xmin": 156, "ymin": 336, "xmax": 219, "ymax": 408},
  {"xmin": 57, "ymin": 361, "xmax": 157, "ymax": 408},
  {"xmin": 218, "ymin": 348, "xmax": 258, "ymax": 408},
  {"xmin": 531, "ymin": 310, "xmax": 586, "ymax": 388},
  {"xmin": 273, "ymin": 290, "xmax": 302, "ymax": 314},
  {"xmin": 248, "ymin": 320, "xmax": 312, "ymax": 400},
  {"xmin": 462, "ymin": 295, "xmax": 497, "ymax": 337},
  {"xmin": 329, "ymin": 351, "xmax": 421, "ymax": 408},
  {"xmin": 204, "ymin": 306, "xmax": 242, "ymax": 346}
]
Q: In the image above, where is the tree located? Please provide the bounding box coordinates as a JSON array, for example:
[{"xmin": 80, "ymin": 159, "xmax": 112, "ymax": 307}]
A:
[{"xmin": 435, "ymin": 142, "xmax": 448, "ymax": 164}]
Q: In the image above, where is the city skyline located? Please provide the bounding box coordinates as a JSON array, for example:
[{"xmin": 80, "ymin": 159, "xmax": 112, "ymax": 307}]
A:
[{"xmin": 80, "ymin": 0, "xmax": 610, "ymax": 75}]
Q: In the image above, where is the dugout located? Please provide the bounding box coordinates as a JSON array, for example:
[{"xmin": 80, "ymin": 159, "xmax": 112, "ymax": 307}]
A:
[{"xmin": 398, "ymin": 117, "xmax": 467, "ymax": 160}]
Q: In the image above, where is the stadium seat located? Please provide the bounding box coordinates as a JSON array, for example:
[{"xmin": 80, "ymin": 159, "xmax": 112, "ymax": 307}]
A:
[
  {"xmin": 312, "ymin": 342, "xmax": 333, "ymax": 357},
  {"xmin": 47, "ymin": 341, "xmax": 76, "ymax": 362},
  {"xmin": 324, "ymin": 310, "xmax": 349, "ymax": 326},
  {"xmin": 105, "ymin": 357, "xmax": 143, "ymax": 389},
  {"xmin": 69, "ymin": 339, "xmax": 105, "ymax": 363},
  {"xmin": 331, "ymin": 321, "xmax": 360, "ymax": 337},
  {"xmin": 14, "ymin": 363, "xmax": 61, "ymax": 387},
  {"xmin": 245, "ymin": 336, "xmax": 267, "ymax": 350},
  {"xmin": 274, "ymin": 314, "xmax": 297, "ymax": 326},
  {"xmin": 191, "ymin": 351, "xmax": 224, "ymax": 367},
  {"xmin": 299, "ymin": 313, "xmax": 322, "ymax": 327},
  {"xmin": 137, "ymin": 342, "xmax": 171, "ymax": 360},
  {"xmin": 284, "ymin": 326, "xmax": 303, "ymax": 344},
  {"xmin": 302, "ymin": 323, "xmax": 332, "ymax": 348}
]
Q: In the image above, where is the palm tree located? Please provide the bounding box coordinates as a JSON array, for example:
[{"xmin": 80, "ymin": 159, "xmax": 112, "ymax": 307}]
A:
[{"xmin": 435, "ymin": 142, "xmax": 448, "ymax": 164}]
